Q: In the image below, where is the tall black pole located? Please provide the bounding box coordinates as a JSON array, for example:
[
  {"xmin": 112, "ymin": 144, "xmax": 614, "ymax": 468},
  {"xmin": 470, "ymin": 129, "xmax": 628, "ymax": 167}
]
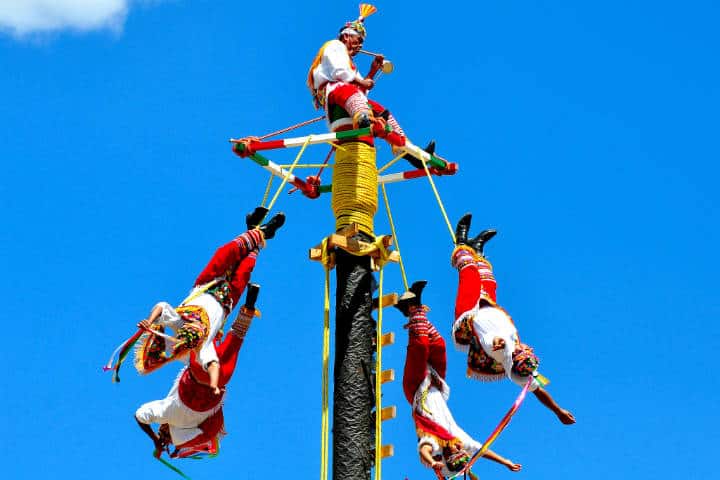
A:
[{"xmin": 333, "ymin": 238, "xmax": 376, "ymax": 480}]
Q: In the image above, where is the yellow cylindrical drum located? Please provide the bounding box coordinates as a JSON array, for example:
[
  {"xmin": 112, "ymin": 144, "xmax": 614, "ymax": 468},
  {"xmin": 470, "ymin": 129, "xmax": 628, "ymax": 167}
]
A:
[{"xmin": 332, "ymin": 142, "xmax": 377, "ymax": 236}]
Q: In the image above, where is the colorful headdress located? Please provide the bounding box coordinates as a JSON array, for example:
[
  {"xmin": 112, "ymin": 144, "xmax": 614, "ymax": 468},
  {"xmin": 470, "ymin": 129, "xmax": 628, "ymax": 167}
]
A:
[
  {"xmin": 443, "ymin": 446, "xmax": 471, "ymax": 473},
  {"xmin": 511, "ymin": 343, "xmax": 539, "ymax": 377},
  {"xmin": 339, "ymin": 4, "xmax": 377, "ymax": 39}
]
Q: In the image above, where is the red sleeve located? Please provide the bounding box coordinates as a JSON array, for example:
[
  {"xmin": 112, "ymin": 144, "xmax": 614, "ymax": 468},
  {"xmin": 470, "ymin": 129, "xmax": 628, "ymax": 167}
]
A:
[
  {"xmin": 402, "ymin": 333, "xmax": 430, "ymax": 405},
  {"xmin": 454, "ymin": 263, "xmax": 481, "ymax": 320},
  {"xmin": 195, "ymin": 241, "xmax": 242, "ymax": 286},
  {"xmin": 216, "ymin": 333, "xmax": 244, "ymax": 386},
  {"xmin": 228, "ymin": 253, "xmax": 256, "ymax": 308}
]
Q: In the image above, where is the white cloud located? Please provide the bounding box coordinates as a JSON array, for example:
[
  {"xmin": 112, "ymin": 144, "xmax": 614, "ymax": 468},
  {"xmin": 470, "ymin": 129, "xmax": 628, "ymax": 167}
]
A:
[{"xmin": 0, "ymin": 0, "xmax": 131, "ymax": 36}]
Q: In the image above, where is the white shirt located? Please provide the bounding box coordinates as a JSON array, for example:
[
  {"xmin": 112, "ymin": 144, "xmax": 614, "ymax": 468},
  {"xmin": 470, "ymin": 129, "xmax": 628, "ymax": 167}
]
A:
[
  {"xmin": 417, "ymin": 386, "xmax": 483, "ymax": 478},
  {"xmin": 311, "ymin": 40, "xmax": 363, "ymax": 89},
  {"xmin": 472, "ymin": 306, "xmax": 541, "ymax": 390},
  {"xmin": 153, "ymin": 293, "xmax": 226, "ymax": 369}
]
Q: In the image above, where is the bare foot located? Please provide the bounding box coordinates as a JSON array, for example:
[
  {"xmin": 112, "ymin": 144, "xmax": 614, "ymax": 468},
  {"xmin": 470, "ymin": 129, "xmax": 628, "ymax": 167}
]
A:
[{"xmin": 557, "ymin": 408, "xmax": 576, "ymax": 425}]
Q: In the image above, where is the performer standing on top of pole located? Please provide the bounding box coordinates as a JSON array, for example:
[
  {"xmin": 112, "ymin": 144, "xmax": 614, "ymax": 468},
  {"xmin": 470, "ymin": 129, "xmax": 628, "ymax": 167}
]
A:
[{"xmin": 450, "ymin": 213, "xmax": 576, "ymax": 425}]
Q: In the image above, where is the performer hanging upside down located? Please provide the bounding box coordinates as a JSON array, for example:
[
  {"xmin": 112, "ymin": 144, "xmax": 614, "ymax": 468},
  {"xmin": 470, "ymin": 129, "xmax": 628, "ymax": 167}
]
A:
[
  {"xmin": 450, "ymin": 214, "xmax": 576, "ymax": 425},
  {"xmin": 307, "ymin": 3, "xmax": 434, "ymax": 167},
  {"xmin": 135, "ymin": 284, "xmax": 262, "ymax": 458},
  {"xmin": 397, "ymin": 281, "xmax": 522, "ymax": 479},
  {"xmin": 134, "ymin": 207, "xmax": 284, "ymax": 394}
]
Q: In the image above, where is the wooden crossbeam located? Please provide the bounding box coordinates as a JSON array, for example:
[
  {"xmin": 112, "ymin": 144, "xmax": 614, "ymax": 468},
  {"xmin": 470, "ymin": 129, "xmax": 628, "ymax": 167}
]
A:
[
  {"xmin": 309, "ymin": 224, "xmax": 399, "ymax": 265},
  {"xmin": 381, "ymin": 332, "xmax": 395, "ymax": 347},
  {"xmin": 380, "ymin": 406, "xmax": 397, "ymax": 421},
  {"xmin": 380, "ymin": 369, "xmax": 395, "ymax": 384}
]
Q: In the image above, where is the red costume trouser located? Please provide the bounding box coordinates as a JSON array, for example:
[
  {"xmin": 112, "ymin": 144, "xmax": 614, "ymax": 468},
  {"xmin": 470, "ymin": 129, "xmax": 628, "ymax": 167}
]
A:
[
  {"xmin": 403, "ymin": 325, "xmax": 447, "ymax": 405},
  {"xmin": 454, "ymin": 263, "xmax": 483, "ymax": 321},
  {"xmin": 174, "ymin": 320, "xmax": 250, "ymax": 454},
  {"xmin": 194, "ymin": 229, "xmax": 262, "ymax": 308},
  {"xmin": 326, "ymin": 84, "xmax": 406, "ymax": 146}
]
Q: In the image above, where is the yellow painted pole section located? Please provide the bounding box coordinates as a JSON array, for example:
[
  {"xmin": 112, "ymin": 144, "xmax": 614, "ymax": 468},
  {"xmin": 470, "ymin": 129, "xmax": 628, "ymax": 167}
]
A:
[{"xmin": 332, "ymin": 142, "xmax": 377, "ymax": 236}]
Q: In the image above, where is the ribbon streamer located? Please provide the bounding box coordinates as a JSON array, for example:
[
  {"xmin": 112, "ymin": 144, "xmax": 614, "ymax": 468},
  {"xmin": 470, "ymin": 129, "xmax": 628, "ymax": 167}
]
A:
[
  {"xmin": 155, "ymin": 454, "xmax": 192, "ymax": 479},
  {"xmin": 102, "ymin": 328, "xmax": 144, "ymax": 383},
  {"xmin": 448, "ymin": 377, "xmax": 534, "ymax": 479}
]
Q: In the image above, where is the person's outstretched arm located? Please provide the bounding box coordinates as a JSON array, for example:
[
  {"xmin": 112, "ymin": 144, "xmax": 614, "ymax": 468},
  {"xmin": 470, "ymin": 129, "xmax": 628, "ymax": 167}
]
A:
[
  {"xmin": 533, "ymin": 387, "xmax": 576, "ymax": 424},
  {"xmin": 419, "ymin": 443, "xmax": 444, "ymax": 471},
  {"xmin": 482, "ymin": 449, "xmax": 522, "ymax": 472},
  {"xmin": 135, "ymin": 416, "xmax": 164, "ymax": 456}
]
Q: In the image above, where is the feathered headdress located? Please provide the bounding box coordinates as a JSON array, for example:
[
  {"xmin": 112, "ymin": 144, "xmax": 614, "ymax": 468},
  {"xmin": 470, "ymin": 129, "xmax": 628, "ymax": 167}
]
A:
[{"xmin": 339, "ymin": 3, "xmax": 377, "ymax": 38}]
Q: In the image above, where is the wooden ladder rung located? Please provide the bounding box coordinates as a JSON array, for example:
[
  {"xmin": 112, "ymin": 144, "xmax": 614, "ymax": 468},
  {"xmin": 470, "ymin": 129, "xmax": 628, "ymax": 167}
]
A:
[
  {"xmin": 380, "ymin": 406, "xmax": 397, "ymax": 421},
  {"xmin": 380, "ymin": 369, "xmax": 395, "ymax": 384},
  {"xmin": 381, "ymin": 332, "xmax": 395, "ymax": 347},
  {"xmin": 372, "ymin": 293, "xmax": 399, "ymax": 310},
  {"xmin": 380, "ymin": 445, "xmax": 394, "ymax": 458}
]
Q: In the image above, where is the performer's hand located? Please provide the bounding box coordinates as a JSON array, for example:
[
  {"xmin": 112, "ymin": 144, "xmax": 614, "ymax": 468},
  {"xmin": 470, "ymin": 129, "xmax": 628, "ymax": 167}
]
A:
[
  {"xmin": 212, "ymin": 386, "xmax": 222, "ymax": 396},
  {"xmin": 371, "ymin": 55, "xmax": 385, "ymax": 71},
  {"xmin": 138, "ymin": 319, "xmax": 153, "ymax": 331},
  {"xmin": 431, "ymin": 461, "xmax": 444, "ymax": 471},
  {"xmin": 158, "ymin": 423, "xmax": 172, "ymax": 448},
  {"xmin": 152, "ymin": 438, "xmax": 165, "ymax": 458},
  {"xmin": 505, "ymin": 462, "xmax": 522, "ymax": 472},
  {"xmin": 556, "ymin": 408, "xmax": 576, "ymax": 425},
  {"xmin": 357, "ymin": 77, "xmax": 375, "ymax": 90},
  {"xmin": 492, "ymin": 337, "xmax": 506, "ymax": 351}
]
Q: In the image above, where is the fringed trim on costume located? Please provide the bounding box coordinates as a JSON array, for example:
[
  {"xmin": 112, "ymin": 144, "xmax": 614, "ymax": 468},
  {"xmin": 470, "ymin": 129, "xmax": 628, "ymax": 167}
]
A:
[
  {"xmin": 466, "ymin": 368, "xmax": 505, "ymax": 383},
  {"xmin": 134, "ymin": 330, "xmax": 170, "ymax": 375},
  {"xmin": 451, "ymin": 314, "xmax": 476, "ymax": 352},
  {"xmin": 134, "ymin": 305, "xmax": 211, "ymax": 375},
  {"xmin": 417, "ymin": 431, "xmax": 462, "ymax": 450}
]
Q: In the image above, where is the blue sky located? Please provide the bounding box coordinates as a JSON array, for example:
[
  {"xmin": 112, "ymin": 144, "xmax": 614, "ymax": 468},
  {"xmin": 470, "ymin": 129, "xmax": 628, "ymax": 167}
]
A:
[{"xmin": 2, "ymin": 1, "xmax": 719, "ymax": 479}]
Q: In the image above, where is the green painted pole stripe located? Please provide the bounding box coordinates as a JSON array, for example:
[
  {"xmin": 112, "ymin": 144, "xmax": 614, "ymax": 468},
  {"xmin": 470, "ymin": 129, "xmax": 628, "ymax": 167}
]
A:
[
  {"xmin": 249, "ymin": 153, "xmax": 270, "ymax": 167},
  {"xmin": 335, "ymin": 127, "xmax": 371, "ymax": 140},
  {"xmin": 428, "ymin": 155, "xmax": 448, "ymax": 169}
]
